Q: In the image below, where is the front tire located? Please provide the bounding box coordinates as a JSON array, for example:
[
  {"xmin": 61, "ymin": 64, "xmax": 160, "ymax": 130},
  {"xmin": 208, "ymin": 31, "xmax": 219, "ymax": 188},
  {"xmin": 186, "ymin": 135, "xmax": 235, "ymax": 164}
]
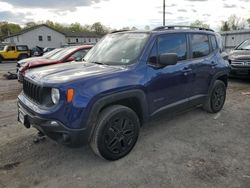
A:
[
  {"xmin": 0, "ymin": 56, "xmax": 3, "ymax": 63},
  {"xmin": 90, "ymin": 105, "xmax": 140, "ymax": 161},
  {"xmin": 203, "ymin": 80, "xmax": 226, "ymax": 113}
]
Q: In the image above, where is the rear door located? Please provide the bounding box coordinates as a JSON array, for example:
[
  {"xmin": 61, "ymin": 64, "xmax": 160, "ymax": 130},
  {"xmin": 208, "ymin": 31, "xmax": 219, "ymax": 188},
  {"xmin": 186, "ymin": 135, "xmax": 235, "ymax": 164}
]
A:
[
  {"xmin": 147, "ymin": 33, "xmax": 195, "ymax": 115},
  {"xmin": 187, "ymin": 33, "xmax": 215, "ymax": 99}
]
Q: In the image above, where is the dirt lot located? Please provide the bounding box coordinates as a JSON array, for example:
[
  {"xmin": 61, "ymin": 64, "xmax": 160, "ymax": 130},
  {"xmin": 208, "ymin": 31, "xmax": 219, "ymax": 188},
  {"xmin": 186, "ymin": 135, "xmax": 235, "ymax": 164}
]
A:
[{"xmin": 0, "ymin": 63, "xmax": 250, "ymax": 188}]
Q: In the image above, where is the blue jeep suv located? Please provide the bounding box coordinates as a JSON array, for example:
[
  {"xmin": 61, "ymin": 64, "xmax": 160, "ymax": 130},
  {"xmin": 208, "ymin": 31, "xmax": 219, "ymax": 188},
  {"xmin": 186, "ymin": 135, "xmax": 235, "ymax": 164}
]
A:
[{"xmin": 18, "ymin": 26, "xmax": 230, "ymax": 160}]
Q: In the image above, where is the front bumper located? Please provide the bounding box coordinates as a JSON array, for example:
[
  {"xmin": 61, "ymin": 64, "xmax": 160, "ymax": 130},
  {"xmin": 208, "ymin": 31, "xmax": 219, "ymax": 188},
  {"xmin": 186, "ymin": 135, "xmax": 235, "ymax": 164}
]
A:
[
  {"xmin": 18, "ymin": 101, "xmax": 91, "ymax": 147},
  {"xmin": 229, "ymin": 66, "xmax": 250, "ymax": 76},
  {"xmin": 17, "ymin": 71, "xmax": 24, "ymax": 83}
]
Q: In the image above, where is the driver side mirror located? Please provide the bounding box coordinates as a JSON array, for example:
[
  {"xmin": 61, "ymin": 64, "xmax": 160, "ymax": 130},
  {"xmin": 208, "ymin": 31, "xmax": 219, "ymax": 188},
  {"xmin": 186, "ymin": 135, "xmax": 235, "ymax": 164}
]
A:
[
  {"xmin": 66, "ymin": 56, "xmax": 76, "ymax": 62},
  {"xmin": 159, "ymin": 53, "xmax": 178, "ymax": 66}
]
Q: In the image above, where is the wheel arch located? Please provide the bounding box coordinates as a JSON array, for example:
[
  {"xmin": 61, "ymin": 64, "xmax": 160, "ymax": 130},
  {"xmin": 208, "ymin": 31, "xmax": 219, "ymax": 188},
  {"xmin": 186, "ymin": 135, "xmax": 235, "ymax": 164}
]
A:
[
  {"xmin": 86, "ymin": 89, "xmax": 148, "ymax": 141},
  {"xmin": 209, "ymin": 71, "xmax": 228, "ymax": 91}
]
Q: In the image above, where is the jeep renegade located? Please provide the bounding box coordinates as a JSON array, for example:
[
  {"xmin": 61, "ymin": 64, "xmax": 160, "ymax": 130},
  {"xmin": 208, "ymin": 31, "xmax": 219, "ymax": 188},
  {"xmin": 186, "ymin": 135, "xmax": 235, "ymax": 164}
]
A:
[{"xmin": 18, "ymin": 26, "xmax": 230, "ymax": 160}]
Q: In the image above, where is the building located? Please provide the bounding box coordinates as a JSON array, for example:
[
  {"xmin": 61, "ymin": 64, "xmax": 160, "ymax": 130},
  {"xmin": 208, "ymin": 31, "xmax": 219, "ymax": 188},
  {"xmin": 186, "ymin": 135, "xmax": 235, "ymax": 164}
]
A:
[
  {"xmin": 221, "ymin": 29, "xmax": 250, "ymax": 52},
  {"xmin": 64, "ymin": 31, "xmax": 100, "ymax": 46},
  {"xmin": 3, "ymin": 24, "xmax": 102, "ymax": 48}
]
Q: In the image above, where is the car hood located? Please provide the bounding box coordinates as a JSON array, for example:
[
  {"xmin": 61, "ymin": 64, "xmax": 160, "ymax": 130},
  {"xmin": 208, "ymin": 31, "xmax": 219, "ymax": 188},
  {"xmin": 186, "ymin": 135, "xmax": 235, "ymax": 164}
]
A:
[
  {"xmin": 26, "ymin": 58, "xmax": 60, "ymax": 68},
  {"xmin": 18, "ymin": 56, "xmax": 43, "ymax": 65},
  {"xmin": 228, "ymin": 50, "xmax": 250, "ymax": 60},
  {"xmin": 25, "ymin": 61, "xmax": 126, "ymax": 84}
]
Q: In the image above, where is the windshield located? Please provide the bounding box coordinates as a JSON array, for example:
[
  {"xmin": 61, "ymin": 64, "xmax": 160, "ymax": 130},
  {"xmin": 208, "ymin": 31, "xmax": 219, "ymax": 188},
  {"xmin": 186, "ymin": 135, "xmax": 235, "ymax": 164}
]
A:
[
  {"xmin": 84, "ymin": 33, "xmax": 149, "ymax": 65},
  {"xmin": 236, "ymin": 40, "xmax": 250, "ymax": 50},
  {"xmin": 0, "ymin": 46, "xmax": 4, "ymax": 51},
  {"xmin": 43, "ymin": 48, "xmax": 62, "ymax": 58},
  {"xmin": 48, "ymin": 47, "xmax": 77, "ymax": 60}
]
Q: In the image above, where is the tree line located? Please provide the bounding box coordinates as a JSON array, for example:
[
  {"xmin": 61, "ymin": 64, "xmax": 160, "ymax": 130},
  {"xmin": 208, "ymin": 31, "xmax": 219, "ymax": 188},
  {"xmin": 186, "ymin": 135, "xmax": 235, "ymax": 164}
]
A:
[
  {"xmin": 0, "ymin": 14, "xmax": 250, "ymax": 41},
  {"xmin": 190, "ymin": 14, "xmax": 250, "ymax": 31},
  {"xmin": 0, "ymin": 21, "xmax": 112, "ymax": 41}
]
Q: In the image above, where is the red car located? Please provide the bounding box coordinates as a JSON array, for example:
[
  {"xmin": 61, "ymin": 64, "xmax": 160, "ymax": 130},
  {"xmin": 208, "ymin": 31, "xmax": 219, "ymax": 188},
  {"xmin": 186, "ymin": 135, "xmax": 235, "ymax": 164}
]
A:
[{"xmin": 18, "ymin": 45, "xmax": 93, "ymax": 82}]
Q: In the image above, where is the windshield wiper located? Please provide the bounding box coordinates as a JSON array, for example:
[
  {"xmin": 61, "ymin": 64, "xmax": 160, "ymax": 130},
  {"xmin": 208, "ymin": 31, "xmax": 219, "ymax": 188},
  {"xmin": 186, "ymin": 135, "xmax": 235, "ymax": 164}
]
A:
[{"xmin": 91, "ymin": 61, "xmax": 106, "ymax": 65}]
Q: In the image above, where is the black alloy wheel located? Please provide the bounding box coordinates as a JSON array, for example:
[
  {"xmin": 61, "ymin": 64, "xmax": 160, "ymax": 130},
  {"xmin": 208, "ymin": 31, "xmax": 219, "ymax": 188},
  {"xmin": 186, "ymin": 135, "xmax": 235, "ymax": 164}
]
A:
[{"xmin": 91, "ymin": 105, "xmax": 140, "ymax": 161}]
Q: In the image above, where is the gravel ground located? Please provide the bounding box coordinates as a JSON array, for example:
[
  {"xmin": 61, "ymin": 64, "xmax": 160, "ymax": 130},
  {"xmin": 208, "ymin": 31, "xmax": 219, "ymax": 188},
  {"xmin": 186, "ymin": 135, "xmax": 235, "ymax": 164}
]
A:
[{"xmin": 0, "ymin": 63, "xmax": 250, "ymax": 188}]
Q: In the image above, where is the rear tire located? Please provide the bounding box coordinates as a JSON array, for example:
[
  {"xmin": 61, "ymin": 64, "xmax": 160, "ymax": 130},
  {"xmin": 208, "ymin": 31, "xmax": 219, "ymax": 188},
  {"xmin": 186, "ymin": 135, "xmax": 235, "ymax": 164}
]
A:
[
  {"xmin": 203, "ymin": 80, "xmax": 226, "ymax": 113},
  {"xmin": 90, "ymin": 105, "xmax": 140, "ymax": 161},
  {"xmin": 0, "ymin": 56, "xmax": 3, "ymax": 63}
]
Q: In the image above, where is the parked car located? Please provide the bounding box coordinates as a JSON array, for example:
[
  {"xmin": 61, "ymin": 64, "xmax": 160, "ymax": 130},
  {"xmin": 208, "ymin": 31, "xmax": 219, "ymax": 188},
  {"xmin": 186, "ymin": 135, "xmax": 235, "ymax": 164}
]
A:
[
  {"xmin": 43, "ymin": 47, "xmax": 55, "ymax": 53},
  {"xmin": 0, "ymin": 44, "xmax": 30, "ymax": 63},
  {"xmin": 18, "ymin": 26, "xmax": 230, "ymax": 161},
  {"xmin": 31, "ymin": 46, "xmax": 44, "ymax": 57},
  {"xmin": 0, "ymin": 45, "xmax": 5, "ymax": 51},
  {"xmin": 228, "ymin": 39, "xmax": 250, "ymax": 77},
  {"xmin": 17, "ymin": 48, "xmax": 62, "ymax": 74},
  {"xmin": 18, "ymin": 45, "xmax": 92, "ymax": 82}
]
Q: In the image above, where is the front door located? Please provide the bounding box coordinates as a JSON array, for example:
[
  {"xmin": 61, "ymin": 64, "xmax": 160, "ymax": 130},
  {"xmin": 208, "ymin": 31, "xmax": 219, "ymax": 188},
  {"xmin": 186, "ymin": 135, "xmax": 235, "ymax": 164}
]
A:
[
  {"xmin": 5, "ymin": 46, "xmax": 17, "ymax": 59},
  {"xmin": 146, "ymin": 33, "xmax": 195, "ymax": 115}
]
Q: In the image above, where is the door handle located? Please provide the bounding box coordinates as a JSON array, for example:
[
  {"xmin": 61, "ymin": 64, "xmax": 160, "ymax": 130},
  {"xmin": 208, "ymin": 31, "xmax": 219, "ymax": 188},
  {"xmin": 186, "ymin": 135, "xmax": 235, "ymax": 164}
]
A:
[{"xmin": 182, "ymin": 67, "xmax": 192, "ymax": 76}]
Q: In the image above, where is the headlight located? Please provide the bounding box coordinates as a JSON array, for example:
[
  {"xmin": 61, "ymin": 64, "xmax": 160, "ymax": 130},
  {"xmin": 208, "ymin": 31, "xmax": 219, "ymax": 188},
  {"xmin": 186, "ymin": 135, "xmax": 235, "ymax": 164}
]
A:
[{"xmin": 51, "ymin": 88, "xmax": 60, "ymax": 104}]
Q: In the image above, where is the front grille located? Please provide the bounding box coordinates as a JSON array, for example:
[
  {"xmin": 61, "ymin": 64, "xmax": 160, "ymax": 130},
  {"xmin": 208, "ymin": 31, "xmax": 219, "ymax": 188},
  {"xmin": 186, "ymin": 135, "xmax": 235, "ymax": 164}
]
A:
[
  {"xmin": 231, "ymin": 61, "xmax": 250, "ymax": 67},
  {"xmin": 23, "ymin": 79, "xmax": 44, "ymax": 104}
]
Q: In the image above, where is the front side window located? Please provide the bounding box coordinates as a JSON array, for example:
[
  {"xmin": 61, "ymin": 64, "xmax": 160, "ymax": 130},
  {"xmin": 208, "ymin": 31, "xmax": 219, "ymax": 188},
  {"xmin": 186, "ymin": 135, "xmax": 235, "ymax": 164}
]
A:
[
  {"xmin": 148, "ymin": 42, "xmax": 157, "ymax": 65},
  {"xmin": 158, "ymin": 33, "xmax": 187, "ymax": 61},
  {"xmin": 210, "ymin": 35, "xmax": 218, "ymax": 51},
  {"xmin": 8, "ymin": 46, "xmax": 15, "ymax": 51},
  {"xmin": 84, "ymin": 33, "xmax": 149, "ymax": 65},
  {"xmin": 191, "ymin": 34, "xmax": 210, "ymax": 58}
]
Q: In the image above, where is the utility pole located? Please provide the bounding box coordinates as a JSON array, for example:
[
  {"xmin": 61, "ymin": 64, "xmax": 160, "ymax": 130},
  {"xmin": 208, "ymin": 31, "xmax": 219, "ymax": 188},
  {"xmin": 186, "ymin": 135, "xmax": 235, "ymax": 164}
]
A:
[{"xmin": 163, "ymin": 0, "xmax": 165, "ymax": 26}]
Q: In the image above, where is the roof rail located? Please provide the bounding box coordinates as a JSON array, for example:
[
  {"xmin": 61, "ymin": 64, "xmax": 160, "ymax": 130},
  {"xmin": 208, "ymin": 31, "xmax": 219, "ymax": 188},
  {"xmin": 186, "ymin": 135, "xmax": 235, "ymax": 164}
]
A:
[
  {"xmin": 110, "ymin": 29, "xmax": 130, "ymax": 34},
  {"xmin": 153, "ymin": 25, "xmax": 214, "ymax": 32}
]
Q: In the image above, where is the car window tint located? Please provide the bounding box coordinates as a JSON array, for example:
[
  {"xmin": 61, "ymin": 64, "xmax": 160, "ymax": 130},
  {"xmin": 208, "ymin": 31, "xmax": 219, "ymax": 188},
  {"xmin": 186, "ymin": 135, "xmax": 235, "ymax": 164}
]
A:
[
  {"xmin": 191, "ymin": 34, "xmax": 210, "ymax": 58},
  {"xmin": 158, "ymin": 33, "xmax": 187, "ymax": 61},
  {"xmin": 210, "ymin": 35, "xmax": 218, "ymax": 51}
]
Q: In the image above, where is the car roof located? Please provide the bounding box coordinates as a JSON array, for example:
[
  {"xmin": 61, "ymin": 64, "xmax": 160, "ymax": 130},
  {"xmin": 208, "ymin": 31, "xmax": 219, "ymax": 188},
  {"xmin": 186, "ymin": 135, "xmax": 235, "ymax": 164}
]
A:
[{"xmin": 111, "ymin": 26, "xmax": 215, "ymax": 36}]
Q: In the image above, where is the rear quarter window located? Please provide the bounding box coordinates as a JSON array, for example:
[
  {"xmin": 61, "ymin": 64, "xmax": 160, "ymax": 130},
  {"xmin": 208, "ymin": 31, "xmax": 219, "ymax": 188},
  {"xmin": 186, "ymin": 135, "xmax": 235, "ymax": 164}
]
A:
[{"xmin": 191, "ymin": 34, "xmax": 210, "ymax": 58}]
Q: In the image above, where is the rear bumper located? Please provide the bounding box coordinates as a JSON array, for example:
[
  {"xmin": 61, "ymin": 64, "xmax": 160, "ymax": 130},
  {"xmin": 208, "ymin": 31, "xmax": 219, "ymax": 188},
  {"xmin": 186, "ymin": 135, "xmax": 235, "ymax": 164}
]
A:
[{"xmin": 18, "ymin": 101, "xmax": 90, "ymax": 147}]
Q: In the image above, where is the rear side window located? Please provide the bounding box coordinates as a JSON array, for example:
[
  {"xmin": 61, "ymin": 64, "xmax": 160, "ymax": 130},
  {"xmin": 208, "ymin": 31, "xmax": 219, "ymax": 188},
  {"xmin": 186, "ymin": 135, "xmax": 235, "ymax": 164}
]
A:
[
  {"xmin": 210, "ymin": 35, "xmax": 218, "ymax": 51},
  {"xmin": 17, "ymin": 46, "xmax": 28, "ymax": 51},
  {"xmin": 158, "ymin": 33, "xmax": 187, "ymax": 61},
  {"xmin": 191, "ymin": 34, "xmax": 210, "ymax": 58}
]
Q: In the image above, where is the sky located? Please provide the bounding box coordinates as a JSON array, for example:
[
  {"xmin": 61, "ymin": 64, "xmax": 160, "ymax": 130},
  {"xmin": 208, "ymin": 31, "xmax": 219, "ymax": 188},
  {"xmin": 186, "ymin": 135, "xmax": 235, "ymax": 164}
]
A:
[{"xmin": 0, "ymin": 0, "xmax": 249, "ymax": 30}]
